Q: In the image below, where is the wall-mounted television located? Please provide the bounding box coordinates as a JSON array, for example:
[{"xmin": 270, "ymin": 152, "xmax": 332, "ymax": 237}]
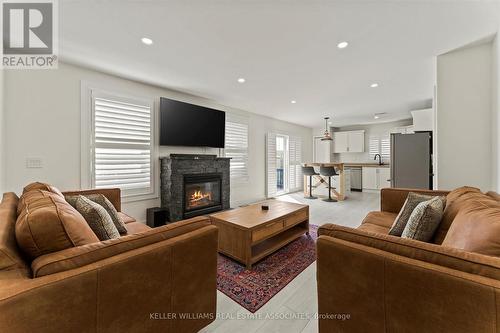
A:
[{"xmin": 159, "ymin": 97, "xmax": 225, "ymax": 148}]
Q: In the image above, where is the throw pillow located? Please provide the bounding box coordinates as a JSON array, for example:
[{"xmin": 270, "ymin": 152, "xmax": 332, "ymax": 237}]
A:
[
  {"xmin": 66, "ymin": 194, "xmax": 126, "ymax": 234},
  {"xmin": 441, "ymin": 196, "xmax": 500, "ymax": 256},
  {"xmin": 16, "ymin": 192, "xmax": 99, "ymax": 260},
  {"xmin": 388, "ymin": 192, "xmax": 435, "ymax": 236},
  {"xmin": 75, "ymin": 195, "xmax": 120, "ymax": 241},
  {"xmin": 433, "ymin": 186, "xmax": 482, "ymax": 244},
  {"xmin": 401, "ymin": 196, "xmax": 446, "ymax": 242},
  {"xmin": 22, "ymin": 182, "xmax": 64, "ymax": 198}
]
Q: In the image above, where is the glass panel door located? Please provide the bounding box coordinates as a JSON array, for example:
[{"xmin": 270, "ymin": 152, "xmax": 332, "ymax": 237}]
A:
[{"xmin": 276, "ymin": 135, "xmax": 289, "ymax": 195}]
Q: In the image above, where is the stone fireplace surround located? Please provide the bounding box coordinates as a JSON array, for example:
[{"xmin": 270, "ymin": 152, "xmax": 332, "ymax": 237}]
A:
[{"xmin": 160, "ymin": 154, "xmax": 230, "ymax": 221}]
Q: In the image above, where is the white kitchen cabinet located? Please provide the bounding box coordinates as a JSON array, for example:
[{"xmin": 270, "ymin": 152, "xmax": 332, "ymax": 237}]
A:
[
  {"xmin": 411, "ymin": 108, "xmax": 434, "ymax": 132},
  {"xmin": 378, "ymin": 168, "xmax": 391, "ymax": 189},
  {"xmin": 362, "ymin": 167, "xmax": 378, "ymax": 190},
  {"xmin": 333, "ymin": 130, "xmax": 365, "ymax": 153},
  {"xmin": 333, "ymin": 132, "xmax": 349, "ymax": 153},
  {"xmin": 362, "ymin": 167, "xmax": 391, "ymax": 190},
  {"xmin": 392, "ymin": 125, "xmax": 415, "ymax": 134}
]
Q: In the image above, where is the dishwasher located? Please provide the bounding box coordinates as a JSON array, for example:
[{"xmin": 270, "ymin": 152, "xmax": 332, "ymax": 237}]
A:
[{"xmin": 347, "ymin": 167, "xmax": 362, "ymax": 191}]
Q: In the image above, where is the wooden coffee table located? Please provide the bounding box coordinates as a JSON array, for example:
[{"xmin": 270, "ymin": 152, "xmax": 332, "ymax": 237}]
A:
[{"xmin": 210, "ymin": 200, "xmax": 309, "ymax": 269}]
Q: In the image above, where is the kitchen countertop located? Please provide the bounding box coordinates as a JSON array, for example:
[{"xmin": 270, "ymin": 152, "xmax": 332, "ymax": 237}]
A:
[{"xmin": 343, "ymin": 163, "xmax": 390, "ymax": 168}]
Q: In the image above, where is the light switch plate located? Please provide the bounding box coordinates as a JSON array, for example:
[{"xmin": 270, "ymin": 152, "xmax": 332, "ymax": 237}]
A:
[{"xmin": 26, "ymin": 158, "xmax": 43, "ymax": 169}]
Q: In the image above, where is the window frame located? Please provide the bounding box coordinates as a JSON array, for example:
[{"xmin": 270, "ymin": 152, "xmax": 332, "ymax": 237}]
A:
[
  {"xmin": 369, "ymin": 134, "xmax": 391, "ymax": 162},
  {"xmin": 81, "ymin": 81, "xmax": 159, "ymax": 203},
  {"xmin": 224, "ymin": 113, "xmax": 249, "ymax": 184}
]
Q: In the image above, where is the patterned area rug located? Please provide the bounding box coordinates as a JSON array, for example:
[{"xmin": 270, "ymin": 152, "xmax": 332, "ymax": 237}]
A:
[{"xmin": 217, "ymin": 225, "xmax": 318, "ymax": 313}]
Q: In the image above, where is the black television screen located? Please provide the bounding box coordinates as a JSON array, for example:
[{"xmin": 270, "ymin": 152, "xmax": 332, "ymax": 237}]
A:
[{"xmin": 159, "ymin": 97, "xmax": 225, "ymax": 148}]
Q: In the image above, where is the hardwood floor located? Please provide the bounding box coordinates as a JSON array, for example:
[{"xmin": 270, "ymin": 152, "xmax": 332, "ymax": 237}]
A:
[{"xmin": 200, "ymin": 191, "xmax": 380, "ymax": 333}]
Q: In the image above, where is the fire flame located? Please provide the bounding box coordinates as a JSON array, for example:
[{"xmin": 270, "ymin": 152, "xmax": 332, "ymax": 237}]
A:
[{"xmin": 190, "ymin": 190, "xmax": 212, "ymax": 202}]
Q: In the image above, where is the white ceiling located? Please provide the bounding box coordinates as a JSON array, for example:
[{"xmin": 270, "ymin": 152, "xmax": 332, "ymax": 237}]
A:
[{"xmin": 60, "ymin": 0, "xmax": 500, "ymax": 128}]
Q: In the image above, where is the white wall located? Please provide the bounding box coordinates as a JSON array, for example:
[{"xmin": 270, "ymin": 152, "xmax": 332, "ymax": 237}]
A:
[
  {"xmin": 436, "ymin": 40, "xmax": 493, "ymax": 191},
  {"xmin": 3, "ymin": 62, "xmax": 312, "ymax": 221},
  {"xmin": 492, "ymin": 33, "xmax": 499, "ymax": 192}
]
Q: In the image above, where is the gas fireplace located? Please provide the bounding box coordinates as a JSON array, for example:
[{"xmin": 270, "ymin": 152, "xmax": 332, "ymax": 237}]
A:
[
  {"xmin": 160, "ymin": 154, "xmax": 230, "ymax": 222},
  {"xmin": 183, "ymin": 174, "xmax": 222, "ymax": 218}
]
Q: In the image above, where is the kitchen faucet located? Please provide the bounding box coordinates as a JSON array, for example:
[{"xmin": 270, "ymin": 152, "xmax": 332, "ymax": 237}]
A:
[{"xmin": 374, "ymin": 154, "xmax": 383, "ymax": 165}]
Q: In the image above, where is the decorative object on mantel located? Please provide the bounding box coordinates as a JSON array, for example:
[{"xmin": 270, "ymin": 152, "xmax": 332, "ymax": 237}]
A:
[
  {"xmin": 217, "ymin": 224, "xmax": 318, "ymax": 313},
  {"xmin": 321, "ymin": 117, "xmax": 333, "ymax": 141}
]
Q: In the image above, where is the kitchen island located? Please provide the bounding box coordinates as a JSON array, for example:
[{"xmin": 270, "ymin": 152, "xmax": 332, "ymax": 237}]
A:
[{"xmin": 302, "ymin": 162, "xmax": 346, "ymax": 201}]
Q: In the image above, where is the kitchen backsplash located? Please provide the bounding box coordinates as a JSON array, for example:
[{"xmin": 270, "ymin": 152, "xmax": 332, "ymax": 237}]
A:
[{"xmin": 332, "ymin": 152, "xmax": 389, "ymax": 164}]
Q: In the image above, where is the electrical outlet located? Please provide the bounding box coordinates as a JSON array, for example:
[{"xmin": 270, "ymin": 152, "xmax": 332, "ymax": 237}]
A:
[{"xmin": 26, "ymin": 158, "xmax": 43, "ymax": 169}]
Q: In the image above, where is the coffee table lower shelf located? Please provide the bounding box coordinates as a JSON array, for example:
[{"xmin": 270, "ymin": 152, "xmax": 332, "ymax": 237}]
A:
[
  {"xmin": 251, "ymin": 224, "xmax": 309, "ymax": 267},
  {"xmin": 210, "ymin": 201, "xmax": 310, "ymax": 269}
]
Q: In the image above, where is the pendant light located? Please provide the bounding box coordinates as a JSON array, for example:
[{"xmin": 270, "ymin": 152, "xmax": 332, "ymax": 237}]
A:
[{"xmin": 321, "ymin": 117, "xmax": 333, "ymax": 141}]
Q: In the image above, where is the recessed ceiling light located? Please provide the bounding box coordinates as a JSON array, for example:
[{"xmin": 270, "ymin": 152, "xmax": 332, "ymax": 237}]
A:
[
  {"xmin": 291, "ymin": 100, "xmax": 297, "ymax": 104},
  {"xmin": 141, "ymin": 37, "xmax": 153, "ymax": 45},
  {"xmin": 237, "ymin": 78, "xmax": 246, "ymax": 83},
  {"xmin": 337, "ymin": 41, "xmax": 349, "ymax": 49},
  {"xmin": 374, "ymin": 115, "xmax": 380, "ymax": 119},
  {"xmin": 370, "ymin": 83, "xmax": 379, "ymax": 88}
]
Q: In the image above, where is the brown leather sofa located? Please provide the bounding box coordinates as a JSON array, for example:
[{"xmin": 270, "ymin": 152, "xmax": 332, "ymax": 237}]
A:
[
  {"xmin": 317, "ymin": 187, "xmax": 500, "ymax": 333},
  {"xmin": 0, "ymin": 188, "xmax": 218, "ymax": 333}
]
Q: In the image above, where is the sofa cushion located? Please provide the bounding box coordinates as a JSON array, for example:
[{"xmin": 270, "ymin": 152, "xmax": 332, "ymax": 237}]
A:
[
  {"xmin": 22, "ymin": 182, "xmax": 64, "ymax": 198},
  {"xmin": 388, "ymin": 192, "xmax": 436, "ymax": 237},
  {"xmin": 66, "ymin": 194, "xmax": 127, "ymax": 234},
  {"xmin": 433, "ymin": 186, "xmax": 483, "ymax": 244},
  {"xmin": 15, "ymin": 191, "xmax": 99, "ymax": 260},
  {"xmin": 358, "ymin": 223, "xmax": 391, "ymax": 234},
  {"xmin": 31, "ymin": 216, "xmax": 212, "ymax": 277},
  {"xmin": 118, "ymin": 212, "xmax": 136, "ymax": 224},
  {"xmin": 0, "ymin": 193, "xmax": 26, "ymax": 270},
  {"xmin": 75, "ymin": 196, "xmax": 120, "ymax": 241},
  {"xmin": 361, "ymin": 211, "xmax": 398, "ymax": 229},
  {"xmin": 486, "ymin": 191, "xmax": 500, "ymax": 202},
  {"xmin": 318, "ymin": 223, "xmax": 500, "ymax": 280},
  {"xmin": 401, "ymin": 196, "xmax": 446, "ymax": 242},
  {"xmin": 17, "ymin": 187, "xmax": 60, "ymax": 216},
  {"xmin": 125, "ymin": 222, "xmax": 151, "ymax": 234},
  {"xmin": 442, "ymin": 199, "xmax": 500, "ymax": 257}
]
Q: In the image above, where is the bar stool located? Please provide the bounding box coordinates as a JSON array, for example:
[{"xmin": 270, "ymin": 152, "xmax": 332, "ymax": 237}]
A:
[
  {"xmin": 301, "ymin": 166, "xmax": 319, "ymax": 199},
  {"xmin": 320, "ymin": 166, "xmax": 338, "ymax": 202}
]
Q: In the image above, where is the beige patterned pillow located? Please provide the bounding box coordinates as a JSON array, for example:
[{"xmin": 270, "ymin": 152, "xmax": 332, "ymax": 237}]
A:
[
  {"xmin": 401, "ymin": 196, "xmax": 446, "ymax": 242},
  {"xmin": 66, "ymin": 194, "xmax": 126, "ymax": 234},
  {"xmin": 388, "ymin": 193, "xmax": 435, "ymax": 236},
  {"xmin": 75, "ymin": 196, "xmax": 120, "ymax": 241}
]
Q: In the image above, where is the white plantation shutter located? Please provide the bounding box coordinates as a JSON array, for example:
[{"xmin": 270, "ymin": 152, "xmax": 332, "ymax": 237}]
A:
[
  {"xmin": 381, "ymin": 135, "xmax": 391, "ymax": 160},
  {"xmin": 91, "ymin": 92, "xmax": 154, "ymax": 197},
  {"xmin": 369, "ymin": 135, "xmax": 380, "ymax": 158},
  {"xmin": 369, "ymin": 134, "xmax": 391, "ymax": 162},
  {"xmin": 289, "ymin": 136, "xmax": 302, "ymax": 191},
  {"xmin": 266, "ymin": 133, "xmax": 277, "ymax": 198},
  {"xmin": 225, "ymin": 115, "xmax": 249, "ymax": 182}
]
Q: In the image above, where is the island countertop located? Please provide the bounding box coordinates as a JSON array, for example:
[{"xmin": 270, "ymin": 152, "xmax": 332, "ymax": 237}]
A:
[
  {"xmin": 343, "ymin": 163, "xmax": 390, "ymax": 168},
  {"xmin": 302, "ymin": 162, "xmax": 344, "ymax": 167}
]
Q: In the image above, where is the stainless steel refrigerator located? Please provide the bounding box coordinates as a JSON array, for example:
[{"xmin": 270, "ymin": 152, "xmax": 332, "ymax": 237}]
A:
[{"xmin": 390, "ymin": 132, "xmax": 432, "ymax": 189}]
